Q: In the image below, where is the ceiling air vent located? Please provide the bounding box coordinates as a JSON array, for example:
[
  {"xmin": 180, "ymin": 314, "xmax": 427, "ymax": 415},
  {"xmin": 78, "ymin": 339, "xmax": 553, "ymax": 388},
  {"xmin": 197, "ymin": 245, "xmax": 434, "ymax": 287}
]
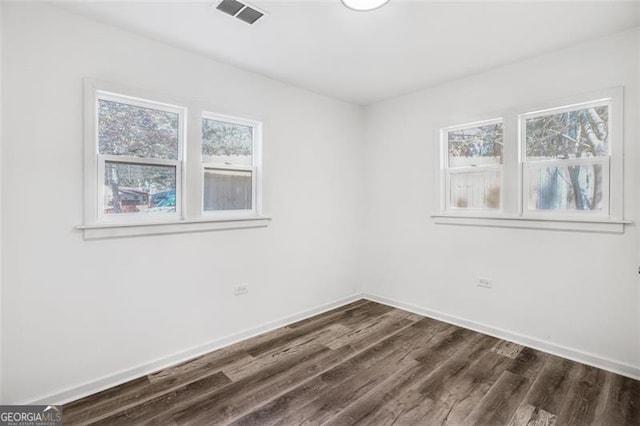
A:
[{"xmin": 216, "ymin": 0, "xmax": 265, "ymax": 25}]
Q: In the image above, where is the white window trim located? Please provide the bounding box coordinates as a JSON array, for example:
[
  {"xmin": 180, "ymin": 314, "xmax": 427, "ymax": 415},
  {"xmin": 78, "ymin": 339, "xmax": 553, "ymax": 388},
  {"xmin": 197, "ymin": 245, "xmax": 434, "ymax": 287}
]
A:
[
  {"xmin": 519, "ymin": 97, "xmax": 613, "ymax": 219},
  {"xmin": 433, "ymin": 87, "xmax": 629, "ymax": 233},
  {"xmin": 431, "ymin": 214, "xmax": 630, "ymax": 233},
  {"xmin": 94, "ymin": 91, "xmax": 186, "ymax": 224},
  {"xmin": 201, "ymin": 112, "xmax": 262, "ymax": 218},
  {"xmin": 80, "ymin": 79, "xmax": 270, "ymax": 239},
  {"xmin": 441, "ymin": 117, "xmax": 504, "ymax": 215}
]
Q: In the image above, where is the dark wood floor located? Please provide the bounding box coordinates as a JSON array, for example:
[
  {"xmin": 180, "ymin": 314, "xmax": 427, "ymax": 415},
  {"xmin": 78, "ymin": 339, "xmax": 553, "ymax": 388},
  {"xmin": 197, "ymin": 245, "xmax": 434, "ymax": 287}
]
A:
[{"xmin": 63, "ymin": 299, "xmax": 640, "ymax": 425}]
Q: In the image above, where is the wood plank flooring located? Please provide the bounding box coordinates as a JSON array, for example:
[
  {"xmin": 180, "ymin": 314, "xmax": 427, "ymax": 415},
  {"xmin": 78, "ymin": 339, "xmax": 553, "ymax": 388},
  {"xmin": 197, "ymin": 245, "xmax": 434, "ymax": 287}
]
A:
[{"xmin": 63, "ymin": 300, "xmax": 640, "ymax": 425}]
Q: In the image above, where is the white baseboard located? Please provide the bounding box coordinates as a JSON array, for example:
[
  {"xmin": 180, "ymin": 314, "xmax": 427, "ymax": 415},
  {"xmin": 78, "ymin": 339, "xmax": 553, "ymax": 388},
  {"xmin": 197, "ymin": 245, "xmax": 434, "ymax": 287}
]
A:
[
  {"xmin": 21, "ymin": 293, "xmax": 365, "ymax": 405},
  {"xmin": 21, "ymin": 291, "xmax": 639, "ymax": 405},
  {"xmin": 364, "ymin": 293, "xmax": 640, "ymax": 381}
]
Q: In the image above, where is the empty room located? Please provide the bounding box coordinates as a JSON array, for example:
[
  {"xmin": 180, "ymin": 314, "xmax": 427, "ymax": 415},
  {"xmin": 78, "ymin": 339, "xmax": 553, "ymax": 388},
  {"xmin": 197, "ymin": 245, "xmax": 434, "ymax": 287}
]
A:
[{"xmin": 0, "ymin": 0, "xmax": 639, "ymax": 424}]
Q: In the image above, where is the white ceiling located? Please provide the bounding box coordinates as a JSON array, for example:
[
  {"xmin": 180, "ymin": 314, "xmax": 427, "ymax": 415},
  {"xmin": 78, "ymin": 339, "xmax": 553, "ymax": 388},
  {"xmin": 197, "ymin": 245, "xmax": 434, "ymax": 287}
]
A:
[{"xmin": 55, "ymin": 0, "xmax": 640, "ymax": 105}]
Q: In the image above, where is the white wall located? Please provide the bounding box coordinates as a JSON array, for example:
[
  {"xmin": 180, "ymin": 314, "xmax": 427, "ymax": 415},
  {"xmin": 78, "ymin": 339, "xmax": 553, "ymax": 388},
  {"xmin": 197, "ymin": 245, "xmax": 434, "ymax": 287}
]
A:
[
  {"xmin": 1, "ymin": 3, "xmax": 364, "ymax": 403},
  {"xmin": 362, "ymin": 28, "xmax": 640, "ymax": 375}
]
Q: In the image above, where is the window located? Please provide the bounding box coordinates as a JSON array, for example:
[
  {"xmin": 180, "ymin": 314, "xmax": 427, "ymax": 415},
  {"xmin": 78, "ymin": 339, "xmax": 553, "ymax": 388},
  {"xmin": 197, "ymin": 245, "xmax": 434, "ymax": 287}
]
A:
[
  {"xmin": 521, "ymin": 100, "xmax": 610, "ymax": 216},
  {"xmin": 201, "ymin": 114, "xmax": 260, "ymax": 215},
  {"xmin": 435, "ymin": 88, "xmax": 625, "ymax": 232},
  {"xmin": 82, "ymin": 80, "xmax": 268, "ymax": 238},
  {"xmin": 442, "ymin": 119, "xmax": 503, "ymax": 211},
  {"xmin": 96, "ymin": 93, "xmax": 184, "ymax": 221}
]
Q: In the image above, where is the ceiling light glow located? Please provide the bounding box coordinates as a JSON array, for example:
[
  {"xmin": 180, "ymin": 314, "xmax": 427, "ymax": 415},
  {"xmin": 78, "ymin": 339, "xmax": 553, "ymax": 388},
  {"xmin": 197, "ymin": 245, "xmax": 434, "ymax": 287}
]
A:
[{"xmin": 341, "ymin": 0, "xmax": 390, "ymax": 12}]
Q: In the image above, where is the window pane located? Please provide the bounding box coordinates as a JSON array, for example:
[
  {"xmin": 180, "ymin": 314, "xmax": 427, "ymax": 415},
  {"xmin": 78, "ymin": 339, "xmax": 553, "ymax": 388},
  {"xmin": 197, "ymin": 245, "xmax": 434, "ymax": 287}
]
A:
[
  {"xmin": 202, "ymin": 118, "xmax": 253, "ymax": 166},
  {"xmin": 204, "ymin": 169, "xmax": 252, "ymax": 211},
  {"xmin": 526, "ymin": 105, "xmax": 608, "ymax": 161},
  {"xmin": 449, "ymin": 171, "xmax": 501, "ymax": 209},
  {"xmin": 528, "ymin": 164, "xmax": 603, "ymax": 211},
  {"xmin": 104, "ymin": 161, "xmax": 176, "ymax": 215},
  {"xmin": 98, "ymin": 99, "xmax": 179, "ymax": 160},
  {"xmin": 448, "ymin": 122, "xmax": 503, "ymax": 168}
]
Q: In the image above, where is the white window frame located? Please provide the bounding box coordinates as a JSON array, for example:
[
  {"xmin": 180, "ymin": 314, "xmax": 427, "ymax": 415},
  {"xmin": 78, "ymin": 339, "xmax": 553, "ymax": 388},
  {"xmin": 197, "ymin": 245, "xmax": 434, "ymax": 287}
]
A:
[
  {"xmin": 433, "ymin": 87, "xmax": 628, "ymax": 233},
  {"xmin": 441, "ymin": 118, "xmax": 504, "ymax": 215},
  {"xmin": 94, "ymin": 91, "xmax": 186, "ymax": 224},
  {"xmin": 80, "ymin": 79, "xmax": 270, "ymax": 239},
  {"xmin": 519, "ymin": 98, "xmax": 612, "ymax": 219},
  {"xmin": 201, "ymin": 112, "xmax": 262, "ymax": 218}
]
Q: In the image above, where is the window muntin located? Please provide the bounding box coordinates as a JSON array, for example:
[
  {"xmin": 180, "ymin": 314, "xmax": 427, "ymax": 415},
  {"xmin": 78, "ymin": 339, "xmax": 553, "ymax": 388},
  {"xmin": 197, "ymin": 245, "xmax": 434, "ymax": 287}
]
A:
[
  {"xmin": 521, "ymin": 100, "xmax": 610, "ymax": 215},
  {"xmin": 443, "ymin": 119, "xmax": 503, "ymax": 211},
  {"xmin": 96, "ymin": 92, "xmax": 184, "ymax": 221},
  {"xmin": 201, "ymin": 114, "xmax": 259, "ymax": 214}
]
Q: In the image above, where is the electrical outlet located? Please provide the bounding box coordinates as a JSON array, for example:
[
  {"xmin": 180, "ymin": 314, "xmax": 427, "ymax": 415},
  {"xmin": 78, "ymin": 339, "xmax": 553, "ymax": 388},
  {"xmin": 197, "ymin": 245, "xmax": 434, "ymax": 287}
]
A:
[
  {"xmin": 477, "ymin": 278, "xmax": 492, "ymax": 288},
  {"xmin": 233, "ymin": 284, "xmax": 249, "ymax": 296}
]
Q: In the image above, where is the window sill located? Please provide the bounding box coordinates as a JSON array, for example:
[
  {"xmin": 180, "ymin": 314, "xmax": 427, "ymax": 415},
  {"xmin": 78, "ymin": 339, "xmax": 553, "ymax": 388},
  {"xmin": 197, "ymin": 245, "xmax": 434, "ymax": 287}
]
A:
[
  {"xmin": 77, "ymin": 216, "xmax": 271, "ymax": 240},
  {"xmin": 431, "ymin": 214, "xmax": 631, "ymax": 233}
]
